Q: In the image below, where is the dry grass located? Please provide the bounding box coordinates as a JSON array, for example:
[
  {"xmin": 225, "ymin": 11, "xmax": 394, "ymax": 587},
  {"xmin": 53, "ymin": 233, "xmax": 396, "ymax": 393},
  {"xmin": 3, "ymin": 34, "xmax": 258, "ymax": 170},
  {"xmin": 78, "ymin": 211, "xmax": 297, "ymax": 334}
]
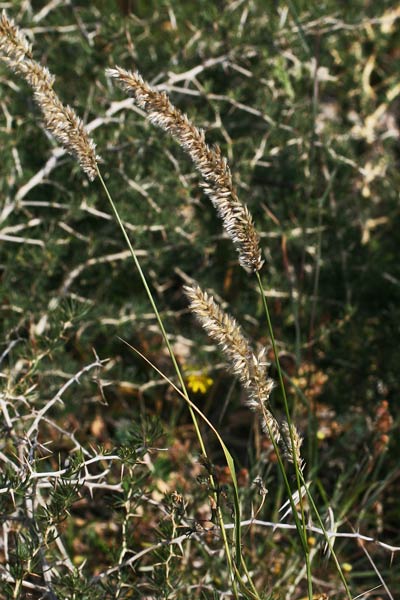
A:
[{"xmin": 0, "ymin": 3, "xmax": 399, "ymax": 599}]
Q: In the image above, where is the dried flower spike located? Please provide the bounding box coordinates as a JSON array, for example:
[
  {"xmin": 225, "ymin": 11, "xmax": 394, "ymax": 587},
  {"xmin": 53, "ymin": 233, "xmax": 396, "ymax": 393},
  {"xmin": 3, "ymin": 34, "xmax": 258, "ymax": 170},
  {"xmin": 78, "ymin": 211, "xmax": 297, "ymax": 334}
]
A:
[
  {"xmin": 281, "ymin": 421, "xmax": 304, "ymax": 470},
  {"xmin": 108, "ymin": 66, "xmax": 264, "ymax": 272},
  {"xmin": 184, "ymin": 284, "xmax": 279, "ymax": 441},
  {"xmin": 0, "ymin": 11, "xmax": 99, "ymax": 180}
]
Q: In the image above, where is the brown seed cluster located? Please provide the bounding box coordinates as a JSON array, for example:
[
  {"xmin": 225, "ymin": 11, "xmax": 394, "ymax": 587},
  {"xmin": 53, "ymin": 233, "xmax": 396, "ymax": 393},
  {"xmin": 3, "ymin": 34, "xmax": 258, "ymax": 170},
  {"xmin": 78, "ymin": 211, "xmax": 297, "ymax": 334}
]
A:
[
  {"xmin": 0, "ymin": 11, "xmax": 99, "ymax": 180},
  {"xmin": 108, "ymin": 67, "xmax": 264, "ymax": 272},
  {"xmin": 184, "ymin": 283, "xmax": 304, "ymax": 466},
  {"xmin": 184, "ymin": 284, "xmax": 280, "ymax": 442},
  {"xmin": 281, "ymin": 421, "xmax": 304, "ymax": 470}
]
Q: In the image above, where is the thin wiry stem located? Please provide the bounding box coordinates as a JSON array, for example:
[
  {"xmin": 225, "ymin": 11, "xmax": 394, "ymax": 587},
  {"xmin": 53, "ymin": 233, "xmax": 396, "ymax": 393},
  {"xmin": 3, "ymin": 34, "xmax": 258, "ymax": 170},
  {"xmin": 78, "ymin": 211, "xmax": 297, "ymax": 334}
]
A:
[
  {"xmin": 107, "ymin": 66, "xmax": 263, "ymax": 273},
  {"xmin": 256, "ymin": 271, "xmax": 313, "ymax": 598},
  {"xmin": 96, "ymin": 170, "xmax": 242, "ymax": 599}
]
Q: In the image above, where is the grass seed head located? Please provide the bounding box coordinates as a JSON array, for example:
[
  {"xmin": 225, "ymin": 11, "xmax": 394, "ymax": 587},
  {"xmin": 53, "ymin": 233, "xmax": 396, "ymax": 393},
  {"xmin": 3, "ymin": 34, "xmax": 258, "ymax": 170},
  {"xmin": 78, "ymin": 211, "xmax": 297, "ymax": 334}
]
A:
[
  {"xmin": 0, "ymin": 10, "xmax": 99, "ymax": 181},
  {"xmin": 108, "ymin": 66, "xmax": 264, "ymax": 272},
  {"xmin": 184, "ymin": 284, "xmax": 279, "ymax": 442}
]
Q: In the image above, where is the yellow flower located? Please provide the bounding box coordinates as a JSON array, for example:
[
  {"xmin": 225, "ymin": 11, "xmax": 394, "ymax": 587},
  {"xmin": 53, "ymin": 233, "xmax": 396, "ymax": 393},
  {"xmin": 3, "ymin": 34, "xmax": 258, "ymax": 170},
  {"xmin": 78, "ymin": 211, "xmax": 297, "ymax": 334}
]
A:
[
  {"xmin": 186, "ymin": 373, "xmax": 213, "ymax": 394},
  {"xmin": 307, "ymin": 536, "xmax": 317, "ymax": 547}
]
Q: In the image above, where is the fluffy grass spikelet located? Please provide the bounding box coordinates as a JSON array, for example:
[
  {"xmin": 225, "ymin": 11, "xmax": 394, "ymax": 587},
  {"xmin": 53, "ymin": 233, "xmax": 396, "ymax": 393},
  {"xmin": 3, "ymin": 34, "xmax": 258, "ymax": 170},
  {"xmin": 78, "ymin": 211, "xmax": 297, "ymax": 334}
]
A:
[
  {"xmin": 184, "ymin": 284, "xmax": 279, "ymax": 441},
  {"xmin": 108, "ymin": 66, "xmax": 264, "ymax": 273},
  {"xmin": 0, "ymin": 11, "xmax": 99, "ymax": 180},
  {"xmin": 281, "ymin": 421, "xmax": 304, "ymax": 470}
]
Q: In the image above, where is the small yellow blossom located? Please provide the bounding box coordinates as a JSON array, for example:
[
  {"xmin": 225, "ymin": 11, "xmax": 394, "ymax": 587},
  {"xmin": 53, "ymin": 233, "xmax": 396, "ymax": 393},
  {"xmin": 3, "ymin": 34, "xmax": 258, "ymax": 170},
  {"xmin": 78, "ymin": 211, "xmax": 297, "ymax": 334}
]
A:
[
  {"xmin": 342, "ymin": 562, "xmax": 353, "ymax": 573},
  {"xmin": 308, "ymin": 536, "xmax": 317, "ymax": 547},
  {"xmin": 186, "ymin": 373, "xmax": 213, "ymax": 394}
]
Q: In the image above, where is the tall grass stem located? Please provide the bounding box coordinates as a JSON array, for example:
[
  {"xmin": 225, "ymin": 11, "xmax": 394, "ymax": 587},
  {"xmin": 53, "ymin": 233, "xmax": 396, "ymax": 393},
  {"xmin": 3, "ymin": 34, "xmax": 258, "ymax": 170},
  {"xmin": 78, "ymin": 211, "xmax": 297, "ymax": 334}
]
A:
[
  {"xmin": 256, "ymin": 271, "xmax": 313, "ymax": 599},
  {"xmin": 96, "ymin": 168, "xmax": 261, "ymax": 599}
]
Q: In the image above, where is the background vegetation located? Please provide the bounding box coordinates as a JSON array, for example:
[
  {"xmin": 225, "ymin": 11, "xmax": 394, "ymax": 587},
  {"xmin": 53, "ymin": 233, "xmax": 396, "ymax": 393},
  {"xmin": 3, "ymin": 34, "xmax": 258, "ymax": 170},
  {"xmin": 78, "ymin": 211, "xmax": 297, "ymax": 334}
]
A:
[{"xmin": 0, "ymin": 0, "xmax": 399, "ymax": 598}]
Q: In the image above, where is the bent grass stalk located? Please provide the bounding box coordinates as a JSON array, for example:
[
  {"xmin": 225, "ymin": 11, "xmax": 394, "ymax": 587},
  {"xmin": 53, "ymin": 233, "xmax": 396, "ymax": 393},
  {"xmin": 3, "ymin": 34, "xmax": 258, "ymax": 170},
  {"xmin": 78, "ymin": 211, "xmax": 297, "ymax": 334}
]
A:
[
  {"xmin": 120, "ymin": 339, "xmax": 261, "ymax": 600},
  {"xmin": 97, "ymin": 169, "xmax": 252, "ymax": 599}
]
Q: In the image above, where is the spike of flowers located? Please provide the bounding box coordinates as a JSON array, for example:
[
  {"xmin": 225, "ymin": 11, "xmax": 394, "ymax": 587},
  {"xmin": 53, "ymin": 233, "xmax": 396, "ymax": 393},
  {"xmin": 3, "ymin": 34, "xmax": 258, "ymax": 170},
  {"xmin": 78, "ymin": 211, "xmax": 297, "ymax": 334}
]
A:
[
  {"xmin": 107, "ymin": 66, "xmax": 264, "ymax": 272},
  {"xmin": 184, "ymin": 284, "xmax": 280, "ymax": 442},
  {"xmin": 281, "ymin": 421, "xmax": 304, "ymax": 470},
  {"xmin": 0, "ymin": 11, "xmax": 99, "ymax": 180}
]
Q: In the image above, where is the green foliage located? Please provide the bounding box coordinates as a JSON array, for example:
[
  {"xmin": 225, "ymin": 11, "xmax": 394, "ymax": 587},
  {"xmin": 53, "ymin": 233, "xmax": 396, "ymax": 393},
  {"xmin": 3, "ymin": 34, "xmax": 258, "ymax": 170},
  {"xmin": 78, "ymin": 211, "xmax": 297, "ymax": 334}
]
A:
[{"xmin": 0, "ymin": 1, "xmax": 399, "ymax": 598}]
